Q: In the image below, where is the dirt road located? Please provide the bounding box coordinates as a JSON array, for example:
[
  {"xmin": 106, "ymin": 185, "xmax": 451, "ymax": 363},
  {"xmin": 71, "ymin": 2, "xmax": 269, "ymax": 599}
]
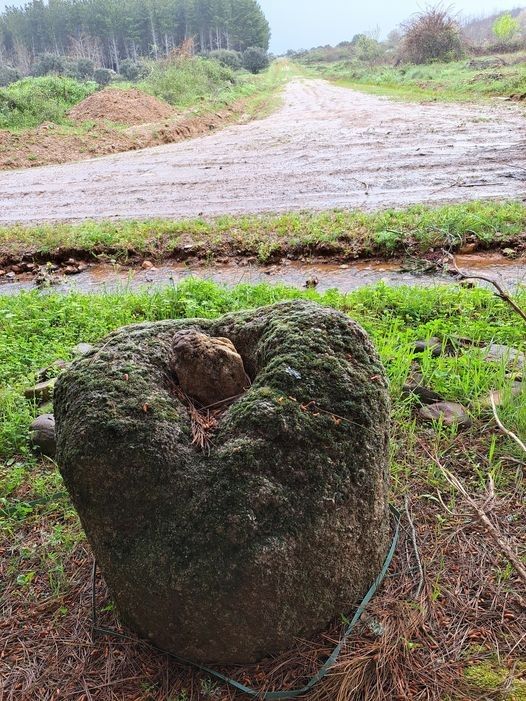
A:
[{"xmin": 0, "ymin": 79, "xmax": 524, "ymax": 224}]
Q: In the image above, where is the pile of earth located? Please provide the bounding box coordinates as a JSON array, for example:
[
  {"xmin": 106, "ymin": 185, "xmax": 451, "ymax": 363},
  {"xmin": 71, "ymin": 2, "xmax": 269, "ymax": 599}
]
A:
[{"xmin": 68, "ymin": 88, "xmax": 174, "ymax": 125}]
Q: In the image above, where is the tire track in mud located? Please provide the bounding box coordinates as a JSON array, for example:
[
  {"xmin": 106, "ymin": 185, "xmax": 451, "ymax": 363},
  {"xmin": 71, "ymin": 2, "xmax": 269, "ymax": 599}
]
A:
[{"xmin": 0, "ymin": 79, "xmax": 524, "ymax": 224}]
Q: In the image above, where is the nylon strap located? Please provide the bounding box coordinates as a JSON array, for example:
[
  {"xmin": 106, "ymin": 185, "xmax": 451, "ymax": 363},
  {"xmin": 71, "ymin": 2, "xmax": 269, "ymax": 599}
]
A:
[{"xmin": 93, "ymin": 506, "xmax": 401, "ymax": 700}]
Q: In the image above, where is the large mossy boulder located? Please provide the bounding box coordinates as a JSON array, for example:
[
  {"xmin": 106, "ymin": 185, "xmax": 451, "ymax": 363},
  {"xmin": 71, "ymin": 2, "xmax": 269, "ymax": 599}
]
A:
[{"xmin": 55, "ymin": 300, "xmax": 390, "ymax": 664}]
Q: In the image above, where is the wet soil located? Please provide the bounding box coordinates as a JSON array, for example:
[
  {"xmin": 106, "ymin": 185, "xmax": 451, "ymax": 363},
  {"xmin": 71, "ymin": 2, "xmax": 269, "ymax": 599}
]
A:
[
  {"xmin": 0, "ymin": 79, "xmax": 524, "ymax": 224},
  {"xmin": 2, "ymin": 253, "xmax": 525, "ymax": 296},
  {"xmin": 0, "ymin": 101, "xmax": 247, "ymax": 171}
]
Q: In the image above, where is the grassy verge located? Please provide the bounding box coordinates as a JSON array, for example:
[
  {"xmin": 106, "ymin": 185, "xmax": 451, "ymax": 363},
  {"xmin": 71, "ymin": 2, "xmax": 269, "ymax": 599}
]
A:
[
  {"xmin": 1, "ymin": 201, "xmax": 524, "ymax": 266},
  {"xmin": 1, "ymin": 278, "xmax": 525, "ymax": 699},
  {"xmin": 305, "ymin": 54, "xmax": 526, "ymax": 102}
]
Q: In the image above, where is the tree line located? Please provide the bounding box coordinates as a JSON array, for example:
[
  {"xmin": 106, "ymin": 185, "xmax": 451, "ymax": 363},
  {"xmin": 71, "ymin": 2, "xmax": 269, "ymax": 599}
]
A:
[{"xmin": 0, "ymin": 0, "xmax": 270, "ymax": 71}]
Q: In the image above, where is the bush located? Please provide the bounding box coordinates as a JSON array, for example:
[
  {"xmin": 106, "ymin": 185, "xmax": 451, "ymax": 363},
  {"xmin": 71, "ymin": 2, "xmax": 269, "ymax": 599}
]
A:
[
  {"xmin": 401, "ymin": 8, "xmax": 464, "ymax": 64},
  {"xmin": 242, "ymin": 47, "xmax": 269, "ymax": 73},
  {"xmin": 141, "ymin": 56, "xmax": 235, "ymax": 106},
  {"xmin": 119, "ymin": 59, "xmax": 149, "ymax": 81},
  {"xmin": 493, "ymin": 13, "xmax": 521, "ymax": 44},
  {"xmin": 74, "ymin": 58, "xmax": 95, "ymax": 80},
  {"xmin": 0, "ymin": 75, "xmax": 97, "ymax": 129},
  {"xmin": 94, "ymin": 68, "xmax": 112, "ymax": 86},
  {"xmin": 0, "ymin": 64, "xmax": 20, "ymax": 87},
  {"xmin": 31, "ymin": 53, "xmax": 69, "ymax": 77},
  {"xmin": 209, "ymin": 49, "xmax": 242, "ymax": 70},
  {"xmin": 354, "ymin": 36, "xmax": 384, "ymax": 64}
]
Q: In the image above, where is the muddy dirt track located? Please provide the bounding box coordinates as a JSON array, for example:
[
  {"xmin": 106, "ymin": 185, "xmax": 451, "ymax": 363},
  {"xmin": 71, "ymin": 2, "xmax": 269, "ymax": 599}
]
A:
[{"xmin": 0, "ymin": 79, "xmax": 525, "ymax": 224}]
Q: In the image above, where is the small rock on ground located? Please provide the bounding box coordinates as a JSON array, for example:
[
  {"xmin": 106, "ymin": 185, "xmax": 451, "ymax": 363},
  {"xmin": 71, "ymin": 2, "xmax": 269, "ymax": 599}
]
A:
[
  {"xmin": 484, "ymin": 344, "xmax": 526, "ymax": 369},
  {"xmin": 30, "ymin": 414, "xmax": 56, "ymax": 457},
  {"xmin": 480, "ymin": 382, "xmax": 523, "ymax": 408},
  {"xmin": 414, "ymin": 337, "xmax": 442, "ymax": 356},
  {"xmin": 418, "ymin": 401, "xmax": 472, "ymax": 429}
]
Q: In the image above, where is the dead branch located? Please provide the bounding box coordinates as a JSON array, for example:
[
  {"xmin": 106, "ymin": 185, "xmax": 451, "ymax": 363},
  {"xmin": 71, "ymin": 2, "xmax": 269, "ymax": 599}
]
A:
[
  {"xmin": 422, "ymin": 444, "xmax": 526, "ymax": 592},
  {"xmin": 490, "ymin": 394, "xmax": 526, "ymax": 455},
  {"xmin": 404, "ymin": 495, "xmax": 425, "ymax": 599},
  {"xmin": 445, "ymin": 252, "xmax": 526, "ymax": 323}
]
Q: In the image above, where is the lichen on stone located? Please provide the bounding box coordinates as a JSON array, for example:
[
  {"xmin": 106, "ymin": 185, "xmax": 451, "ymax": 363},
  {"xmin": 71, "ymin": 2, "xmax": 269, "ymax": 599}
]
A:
[{"xmin": 55, "ymin": 300, "xmax": 391, "ymax": 665}]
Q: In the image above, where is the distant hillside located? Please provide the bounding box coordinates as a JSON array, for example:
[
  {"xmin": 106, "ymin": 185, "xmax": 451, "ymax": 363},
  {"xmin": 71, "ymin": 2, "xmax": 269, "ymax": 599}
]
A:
[{"xmin": 462, "ymin": 7, "xmax": 526, "ymax": 44}]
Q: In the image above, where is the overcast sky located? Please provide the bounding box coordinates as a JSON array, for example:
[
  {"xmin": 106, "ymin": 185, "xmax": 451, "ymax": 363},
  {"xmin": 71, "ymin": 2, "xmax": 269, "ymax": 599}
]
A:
[
  {"xmin": 259, "ymin": 0, "xmax": 524, "ymax": 53},
  {"xmin": 0, "ymin": 0, "xmax": 522, "ymax": 53}
]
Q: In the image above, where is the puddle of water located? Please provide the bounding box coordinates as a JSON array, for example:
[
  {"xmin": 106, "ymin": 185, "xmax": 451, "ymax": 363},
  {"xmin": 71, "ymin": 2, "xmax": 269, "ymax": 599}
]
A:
[{"xmin": 1, "ymin": 255, "xmax": 526, "ymax": 296}]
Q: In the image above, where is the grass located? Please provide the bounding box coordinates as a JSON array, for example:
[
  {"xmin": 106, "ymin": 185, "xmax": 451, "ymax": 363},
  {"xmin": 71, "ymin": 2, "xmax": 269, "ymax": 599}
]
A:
[
  {"xmin": 305, "ymin": 53, "xmax": 526, "ymax": 102},
  {"xmin": 0, "ymin": 75, "xmax": 98, "ymax": 130},
  {"xmin": 1, "ymin": 200, "xmax": 524, "ymax": 266},
  {"xmin": 1, "ymin": 277, "xmax": 525, "ymax": 699}
]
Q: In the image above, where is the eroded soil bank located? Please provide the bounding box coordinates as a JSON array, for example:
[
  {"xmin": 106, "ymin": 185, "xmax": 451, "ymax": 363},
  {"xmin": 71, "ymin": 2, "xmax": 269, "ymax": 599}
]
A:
[
  {"xmin": 2, "ymin": 252, "xmax": 525, "ymax": 295},
  {"xmin": 0, "ymin": 79, "xmax": 525, "ymax": 224}
]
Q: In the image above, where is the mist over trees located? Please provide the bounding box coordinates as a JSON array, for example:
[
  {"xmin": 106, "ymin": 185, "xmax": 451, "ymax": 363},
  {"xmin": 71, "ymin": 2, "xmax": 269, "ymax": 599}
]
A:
[{"xmin": 0, "ymin": 0, "xmax": 270, "ymax": 71}]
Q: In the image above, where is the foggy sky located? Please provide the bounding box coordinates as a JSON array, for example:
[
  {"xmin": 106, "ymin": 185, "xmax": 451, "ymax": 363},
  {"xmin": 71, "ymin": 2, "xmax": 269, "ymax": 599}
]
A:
[{"xmin": 258, "ymin": 0, "xmax": 523, "ymax": 53}]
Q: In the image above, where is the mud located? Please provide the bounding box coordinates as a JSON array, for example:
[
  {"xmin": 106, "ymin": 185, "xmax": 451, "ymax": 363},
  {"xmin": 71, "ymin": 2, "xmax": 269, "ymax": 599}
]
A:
[
  {"xmin": 0, "ymin": 79, "xmax": 524, "ymax": 224},
  {"xmin": 2, "ymin": 253, "xmax": 525, "ymax": 296}
]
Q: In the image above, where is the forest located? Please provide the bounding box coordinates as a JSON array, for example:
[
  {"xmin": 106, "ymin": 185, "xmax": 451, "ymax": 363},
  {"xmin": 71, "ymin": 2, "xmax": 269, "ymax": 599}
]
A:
[{"xmin": 0, "ymin": 0, "xmax": 271, "ymax": 71}]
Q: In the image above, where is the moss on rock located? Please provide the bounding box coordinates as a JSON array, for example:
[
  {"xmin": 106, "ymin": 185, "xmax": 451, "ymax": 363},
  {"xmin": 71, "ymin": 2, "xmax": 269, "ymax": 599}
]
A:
[{"xmin": 55, "ymin": 300, "xmax": 391, "ymax": 664}]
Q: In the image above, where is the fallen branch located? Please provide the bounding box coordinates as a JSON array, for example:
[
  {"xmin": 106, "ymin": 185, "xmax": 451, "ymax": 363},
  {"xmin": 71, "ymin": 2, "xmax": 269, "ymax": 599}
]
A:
[
  {"xmin": 404, "ymin": 495, "xmax": 425, "ymax": 599},
  {"xmin": 490, "ymin": 394, "xmax": 526, "ymax": 455},
  {"xmin": 445, "ymin": 252, "xmax": 526, "ymax": 323}
]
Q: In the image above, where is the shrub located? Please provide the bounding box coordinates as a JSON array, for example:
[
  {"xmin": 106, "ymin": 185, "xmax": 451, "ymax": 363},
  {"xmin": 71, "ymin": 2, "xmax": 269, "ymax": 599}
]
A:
[
  {"xmin": 31, "ymin": 53, "xmax": 68, "ymax": 77},
  {"xmin": 0, "ymin": 65, "xmax": 20, "ymax": 87},
  {"xmin": 94, "ymin": 68, "xmax": 112, "ymax": 86},
  {"xmin": 0, "ymin": 75, "xmax": 97, "ymax": 129},
  {"xmin": 74, "ymin": 58, "xmax": 95, "ymax": 80},
  {"xmin": 141, "ymin": 56, "xmax": 235, "ymax": 106},
  {"xmin": 242, "ymin": 47, "xmax": 269, "ymax": 74},
  {"xmin": 354, "ymin": 36, "xmax": 384, "ymax": 64},
  {"xmin": 119, "ymin": 59, "xmax": 149, "ymax": 81},
  {"xmin": 401, "ymin": 8, "xmax": 464, "ymax": 64},
  {"xmin": 493, "ymin": 13, "xmax": 521, "ymax": 44},
  {"xmin": 209, "ymin": 49, "xmax": 242, "ymax": 70}
]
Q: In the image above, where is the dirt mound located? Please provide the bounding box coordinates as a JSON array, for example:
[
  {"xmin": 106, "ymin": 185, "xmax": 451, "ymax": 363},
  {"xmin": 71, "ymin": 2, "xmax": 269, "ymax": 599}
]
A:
[{"xmin": 68, "ymin": 88, "xmax": 174, "ymax": 126}]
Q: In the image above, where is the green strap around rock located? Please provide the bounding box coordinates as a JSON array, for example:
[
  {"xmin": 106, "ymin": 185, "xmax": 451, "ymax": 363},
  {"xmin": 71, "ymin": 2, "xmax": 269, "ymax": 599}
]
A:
[{"xmin": 93, "ymin": 506, "xmax": 401, "ymax": 700}]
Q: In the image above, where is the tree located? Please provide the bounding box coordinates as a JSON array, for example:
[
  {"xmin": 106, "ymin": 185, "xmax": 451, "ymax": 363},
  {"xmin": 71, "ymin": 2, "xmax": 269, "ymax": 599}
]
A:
[
  {"xmin": 94, "ymin": 67, "xmax": 112, "ymax": 85},
  {"xmin": 401, "ymin": 7, "xmax": 464, "ymax": 64},
  {"xmin": 209, "ymin": 48, "xmax": 241, "ymax": 69},
  {"xmin": 492, "ymin": 13, "xmax": 520, "ymax": 44},
  {"xmin": 242, "ymin": 46, "xmax": 268, "ymax": 73},
  {"xmin": 0, "ymin": 0, "xmax": 270, "ymax": 71}
]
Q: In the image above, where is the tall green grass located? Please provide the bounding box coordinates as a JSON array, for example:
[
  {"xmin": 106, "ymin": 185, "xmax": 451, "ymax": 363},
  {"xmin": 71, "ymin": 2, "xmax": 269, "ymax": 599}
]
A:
[
  {"xmin": 0, "ymin": 76, "xmax": 97, "ymax": 130},
  {"xmin": 140, "ymin": 56, "xmax": 237, "ymax": 107},
  {"xmin": 307, "ymin": 54, "xmax": 526, "ymax": 101}
]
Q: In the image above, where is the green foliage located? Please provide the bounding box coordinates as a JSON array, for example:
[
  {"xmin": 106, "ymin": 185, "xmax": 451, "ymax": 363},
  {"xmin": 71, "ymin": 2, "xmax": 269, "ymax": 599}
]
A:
[
  {"xmin": 141, "ymin": 56, "xmax": 236, "ymax": 106},
  {"xmin": 354, "ymin": 35, "xmax": 384, "ymax": 64},
  {"xmin": 492, "ymin": 13, "xmax": 521, "ymax": 43},
  {"xmin": 0, "ymin": 64, "xmax": 20, "ymax": 87},
  {"xmin": 242, "ymin": 47, "xmax": 269, "ymax": 74},
  {"xmin": 308, "ymin": 53, "xmax": 526, "ymax": 102},
  {"xmin": 93, "ymin": 68, "xmax": 112, "ymax": 86},
  {"xmin": 0, "ymin": 75, "xmax": 97, "ymax": 130},
  {"xmin": 209, "ymin": 49, "xmax": 242, "ymax": 70},
  {"xmin": 119, "ymin": 58, "xmax": 148, "ymax": 81},
  {"xmin": 73, "ymin": 58, "xmax": 95, "ymax": 80},
  {"xmin": 31, "ymin": 53, "xmax": 68, "ymax": 77},
  {"xmin": 0, "ymin": 0, "xmax": 270, "ymax": 71}
]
